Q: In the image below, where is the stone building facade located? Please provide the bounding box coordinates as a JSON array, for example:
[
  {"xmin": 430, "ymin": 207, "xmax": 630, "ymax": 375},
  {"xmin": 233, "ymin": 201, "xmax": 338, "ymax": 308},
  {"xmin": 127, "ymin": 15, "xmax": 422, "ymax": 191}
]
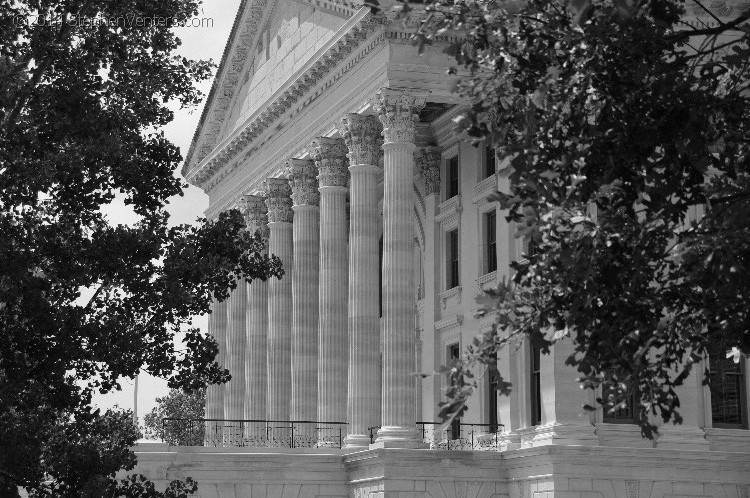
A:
[{"xmin": 134, "ymin": 1, "xmax": 750, "ymax": 496}]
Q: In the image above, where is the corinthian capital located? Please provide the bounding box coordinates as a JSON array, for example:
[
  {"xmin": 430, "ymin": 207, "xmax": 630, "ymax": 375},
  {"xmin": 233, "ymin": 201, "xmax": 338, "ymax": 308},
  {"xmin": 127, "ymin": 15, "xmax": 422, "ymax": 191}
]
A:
[
  {"xmin": 414, "ymin": 147, "xmax": 441, "ymax": 195},
  {"xmin": 372, "ymin": 89, "xmax": 426, "ymax": 145},
  {"xmin": 263, "ymin": 178, "xmax": 293, "ymax": 223},
  {"xmin": 285, "ymin": 158, "xmax": 319, "ymax": 207},
  {"xmin": 338, "ymin": 114, "xmax": 382, "ymax": 167},
  {"xmin": 312, "ymin": 137, "xmax": 349, "ymax": 189},
  {"xmin": 239, "ymin": 195, "xmax": 269, "ymax": 238}
]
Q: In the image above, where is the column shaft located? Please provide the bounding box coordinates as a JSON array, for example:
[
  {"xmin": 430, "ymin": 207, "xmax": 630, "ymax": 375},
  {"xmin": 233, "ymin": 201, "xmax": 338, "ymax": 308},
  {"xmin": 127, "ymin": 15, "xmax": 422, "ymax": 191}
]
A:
[
  {"xmin": 314, "ymin": 137, "xmax": 350, "ymax": 433},
  {"xmin": 339, "ymin": 114, "xmax": 383, "ymax": 447},
  {"xmin": 245, "ymin": 279, "xmax": 268, "ymax": 419},
  {"xmin": 375, "ymin": 89, "xmax": 426, "ymax": 446},
  {"xmin": 317, "ymin": 188, "xmax": 348, "ymax": 422},
  {"xmin": 205, "ymin": 299, "xmax": 226, "ymax": 445},
  {"xmin": 241, "ymin": 195, "xmax": 270, "ymax": 430},
  {"xmin": 225, "ymin": 282, "xmax": 247, "ymax": 444},
  {"xmin": 265, "ymin": 179, "xmax": 294, "ymax": 422}
]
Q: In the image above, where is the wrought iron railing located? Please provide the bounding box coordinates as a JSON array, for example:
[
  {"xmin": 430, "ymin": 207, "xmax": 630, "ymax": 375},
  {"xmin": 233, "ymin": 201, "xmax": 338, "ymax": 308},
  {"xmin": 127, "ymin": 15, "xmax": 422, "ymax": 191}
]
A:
[
  {"xmin": 368, "ymin": 422, "xmax": 504, "ymax": 450},
  {"xmin": 161, "ymin": 418, "xmax": 347, "ymax": 448},
  {"xmin": 159, "ymin": 418, "xmax": 503, "ymax": 450}
]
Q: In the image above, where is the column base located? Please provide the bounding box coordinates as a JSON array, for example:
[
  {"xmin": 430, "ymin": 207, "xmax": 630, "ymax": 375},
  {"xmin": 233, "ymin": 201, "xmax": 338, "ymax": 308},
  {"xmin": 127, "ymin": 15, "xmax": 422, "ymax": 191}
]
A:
[
  {"xmin": 498, "ymin": 430, "xmax": 522, "ymax": 451},
  {"xmin": 371, "ymin": 426, "xmax": 429, "ymax": 449},
  {"xmin": 531, "ymin": 422, "xmax": 599, "ymax": 447},
  {"xmin": 344, "ymin": 434, "xmax": 373, "ymax": 449}
]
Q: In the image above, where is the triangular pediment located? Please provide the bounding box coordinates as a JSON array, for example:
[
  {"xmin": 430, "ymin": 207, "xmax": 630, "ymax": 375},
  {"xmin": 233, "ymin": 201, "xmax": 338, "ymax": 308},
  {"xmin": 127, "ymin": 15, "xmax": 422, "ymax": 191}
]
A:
[{"xmin": 183, "ymin": 0, "xmax": 361, "ymax": 179}]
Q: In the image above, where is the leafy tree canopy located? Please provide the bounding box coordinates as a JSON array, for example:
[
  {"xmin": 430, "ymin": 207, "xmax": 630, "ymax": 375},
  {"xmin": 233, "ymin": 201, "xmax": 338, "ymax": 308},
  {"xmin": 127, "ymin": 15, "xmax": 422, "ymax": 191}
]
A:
[
  {"xmin": 143, "ymin": 388, "xmax": 206, "ymax": 446},
  {"xmin": 396, "ymin": 0, "xmax": 750, "ymax": 436},
  {"xmin": 0, "ymin": 0, "xmax": 282, "ymax": 495}
]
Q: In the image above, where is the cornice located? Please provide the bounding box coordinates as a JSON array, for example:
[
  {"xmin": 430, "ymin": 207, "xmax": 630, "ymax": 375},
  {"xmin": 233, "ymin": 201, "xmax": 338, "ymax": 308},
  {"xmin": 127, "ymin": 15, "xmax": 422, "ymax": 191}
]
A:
[
  {"xmin": 182, "ymin": 0, "xmax": 267, "ymax": 176},
  {"xmin": 185, "ymin": 7, "xmax": 387, "ymax": 191},
  {"xmin": 183, "ymin": 0, "xmax": 368, "ymax": 177}
]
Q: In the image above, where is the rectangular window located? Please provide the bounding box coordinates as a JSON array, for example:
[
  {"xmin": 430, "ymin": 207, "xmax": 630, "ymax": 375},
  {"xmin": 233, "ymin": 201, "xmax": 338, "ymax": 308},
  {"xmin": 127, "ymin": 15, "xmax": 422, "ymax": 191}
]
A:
[
  {"xmin": 485, "ymin": 211, "xmax": 497, "ymax": 274},
  {"xmin": 484, "ymin": 146, "xmax": 496, "ymax": 179},
  {"xmin": 602, "ymin": 382, "xmax": 637, "ymax": 424},
  {"xmin": 446, "ymin": 229, "xmax": 460, "ymax": 289},
  {"xmin": 488, "ymin": 363, "xmax": 499, "ymax": 433},
  {"xmin": 709, "ymin": 347, "xmax": 747, "ymax": 428},
  {"xmin": 447, "ymin": 155, "xmax": 460, "ymax": 199},
  {"xmin": 530, "ymin": 342, "xmax": 542, "ymax": 426},
  {"xmin": 448, "ymin": 343, "xmax": 461, "ymax": 440}
]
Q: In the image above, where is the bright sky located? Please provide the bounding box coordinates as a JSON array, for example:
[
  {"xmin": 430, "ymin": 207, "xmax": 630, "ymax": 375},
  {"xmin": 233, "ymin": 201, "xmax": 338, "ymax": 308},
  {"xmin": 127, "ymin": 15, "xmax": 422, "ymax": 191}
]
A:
[{"xmin": 92, "ymin": 0, "xmax": 242, "ymax": 427}]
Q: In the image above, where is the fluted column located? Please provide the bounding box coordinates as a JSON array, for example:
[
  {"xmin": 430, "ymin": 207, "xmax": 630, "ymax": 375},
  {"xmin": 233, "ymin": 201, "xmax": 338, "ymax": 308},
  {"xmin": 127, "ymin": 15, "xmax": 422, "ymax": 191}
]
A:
[
  {"xmin": 286, "ymin": 159, "xmax": 321, "ymax": 432},
  {"xmin": 240, "ymin": 195, "xmax": 269, "ymax": 431},
  {"xmin": 225, "ymin": 251, "xmax": 248, "ymax": 445},
  {"xmin": 339, "ymin": 114, "xmax": 383, "ymax": 447},
  {"xmin": 313, "ymin": 137, "xmax": 349, "ymax": 434},
  {"xmin": 205, "ymin": 298, "xmax": 227, "ymax": 446},
  {"xmin": 374, "ymin": 88, "xmax": 426, "ymax": 447},
  {"xmin": 264, "ymin": 178, "xmax": 294, "ymax": 422}
]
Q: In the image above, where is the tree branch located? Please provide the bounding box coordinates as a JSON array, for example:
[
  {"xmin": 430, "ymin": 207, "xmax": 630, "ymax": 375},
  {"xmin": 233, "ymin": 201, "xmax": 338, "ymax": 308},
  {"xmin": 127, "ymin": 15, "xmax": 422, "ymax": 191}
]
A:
[{"xmin": 668, "ymin": 8, "xmax": 750, "ymax": 41}]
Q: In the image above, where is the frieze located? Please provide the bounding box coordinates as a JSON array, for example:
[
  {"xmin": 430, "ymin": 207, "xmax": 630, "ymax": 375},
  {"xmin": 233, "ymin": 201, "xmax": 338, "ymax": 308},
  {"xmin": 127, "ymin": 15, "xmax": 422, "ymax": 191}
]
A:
[
  {"xmin": 263, "ymin": 178, "xmax": 293, "ymax": 223},
  {"xmin": 373, "ymin": 89, "xmax": 426, "ymax": 145},
  {"xmin": 338, "ymin": 114, "xmax": 382, "ymax": 167},
  {"xmin": 285, "ymin": 159, "xmax": 320, "ymax": 207},
  {"xmin": 187, "ymin": 10, "xmax": 387, "ymax": 191},
  {"xmin": 312, "ymin": 137, "xmax": 349, "ymax": 189}
]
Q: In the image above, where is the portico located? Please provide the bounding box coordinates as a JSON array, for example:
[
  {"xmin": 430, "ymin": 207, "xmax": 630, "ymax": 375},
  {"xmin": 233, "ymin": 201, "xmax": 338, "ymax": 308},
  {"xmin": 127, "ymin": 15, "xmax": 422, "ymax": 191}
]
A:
[{"xmin": 166, "ymin": 0, "xmax": 750, "ymax": 496}]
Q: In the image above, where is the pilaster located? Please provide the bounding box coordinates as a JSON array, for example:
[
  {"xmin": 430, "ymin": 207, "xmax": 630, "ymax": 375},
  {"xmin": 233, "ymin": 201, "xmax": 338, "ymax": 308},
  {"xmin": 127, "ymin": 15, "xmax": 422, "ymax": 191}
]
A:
[
  {"xmin": 532, "ymin": 338, "xmax": 599, "ymax": 447},
  {"xmin": 414, "ymin": 147, "xmax": 441, "ymax": 423}
]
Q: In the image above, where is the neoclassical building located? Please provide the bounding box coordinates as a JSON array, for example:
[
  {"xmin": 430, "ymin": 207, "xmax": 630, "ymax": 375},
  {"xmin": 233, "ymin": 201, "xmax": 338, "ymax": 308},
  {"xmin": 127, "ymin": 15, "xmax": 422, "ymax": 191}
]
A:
[{"xmin": 134, "ymin": 1, "xmax": 750, "ymax": 496}]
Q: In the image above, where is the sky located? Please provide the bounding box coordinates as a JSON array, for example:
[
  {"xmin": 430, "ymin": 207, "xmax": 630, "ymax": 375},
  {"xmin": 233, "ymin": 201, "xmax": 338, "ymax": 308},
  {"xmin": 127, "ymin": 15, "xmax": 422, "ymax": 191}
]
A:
[{"xmin": 92, "ymin": 0, "xmax": 242, "ymax": 427}]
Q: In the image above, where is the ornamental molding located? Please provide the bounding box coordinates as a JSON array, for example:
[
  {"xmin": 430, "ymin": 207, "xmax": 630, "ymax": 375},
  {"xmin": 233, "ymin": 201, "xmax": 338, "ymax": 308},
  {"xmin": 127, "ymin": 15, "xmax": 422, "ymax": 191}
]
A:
[
  {"xmin": 415, "ymin": 146, "xmax": 441, "ymax": 196},
  {"xmin": 372, "ymin": 88, "xmax": 427, "ymax": 145},
  {"xmin": 473, "ymin": 174, "xmax": 499, "ymax": 208},
  {"xmin": 285, "ymin": 158, "xmax": 320, "ymax": 207},
  {"xmin": 263, "ymin": 177, "xmax": 293, "ymax": 223},
  {"xmin": 239, "ymin": 194, "xmax": 269, "ymax": 238},
  {"xmin": 184, "ymin": 7, "xmax": 389, "ymax": 191},
  {"xmin": 312, "ymin": 137, "xmax": 349, "ymax": 189},
  {"xmin": 438, "ymin": 285, "xmax": 462, "ymax": 310},
  {"xmin": 338, "ymin": 113, "xmax": 382, "ymax": 167},
  {"xmin": 436, "ymin": 195, "xmax": 462, "ymax": 230},
  {"xmin": 434, "ymin": 314, "xmax": 463, "ymax": 332}
]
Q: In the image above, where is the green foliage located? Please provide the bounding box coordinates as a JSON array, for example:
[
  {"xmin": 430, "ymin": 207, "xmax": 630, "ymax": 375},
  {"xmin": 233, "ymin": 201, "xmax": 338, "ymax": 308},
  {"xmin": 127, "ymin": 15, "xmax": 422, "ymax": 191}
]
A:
[
  {"xmin": 143, "ymin": 389, "xmax": 206, "ymax": 446},
  {"xmin": 396, "ymin": 0, "xmax": 750, "ymax": 437},
  {"xmin": 0, "ymin": 0, "xmax": 283, "ymax": 495}
]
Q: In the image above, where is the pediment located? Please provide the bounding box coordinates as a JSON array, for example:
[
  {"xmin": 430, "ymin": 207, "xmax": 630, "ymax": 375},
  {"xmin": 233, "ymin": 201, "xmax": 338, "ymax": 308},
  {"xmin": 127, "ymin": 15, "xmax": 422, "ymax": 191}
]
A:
[{"xmin": 183, "ymin": 0, "xmax": 361, "ymax": 180}]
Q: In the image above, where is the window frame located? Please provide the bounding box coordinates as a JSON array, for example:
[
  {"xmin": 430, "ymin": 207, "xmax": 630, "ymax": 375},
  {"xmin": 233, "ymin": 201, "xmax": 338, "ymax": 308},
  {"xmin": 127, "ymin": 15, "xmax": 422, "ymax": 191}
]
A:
[
  {"xmin": 530, "ymin": 341, "xmax": 542, "ymax": 426},
  {"xmin": 484, "ymin": 146, "xmax": 497, "ymax": 180},
  {"xmin": 708, "ymin": 348, "xmax": 749, "ymax": 429},
  {"xmin": 484, "ymin": 210, "xmax": 498, "ymax": 274},
  {"xmin": 446, "ymin": 228, "xmax": 460, "ymax": 290},
  {"xmin": 446, "ymin": 155, "xmax": 460, "ymax": 199}
]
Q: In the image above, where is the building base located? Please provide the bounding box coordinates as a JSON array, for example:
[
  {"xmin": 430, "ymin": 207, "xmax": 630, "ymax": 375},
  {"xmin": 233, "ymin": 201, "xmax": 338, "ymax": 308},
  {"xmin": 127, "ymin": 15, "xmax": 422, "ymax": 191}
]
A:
[{"xmin": 133, "ymin": 442, "xmax": 750, "ymax": 498}]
